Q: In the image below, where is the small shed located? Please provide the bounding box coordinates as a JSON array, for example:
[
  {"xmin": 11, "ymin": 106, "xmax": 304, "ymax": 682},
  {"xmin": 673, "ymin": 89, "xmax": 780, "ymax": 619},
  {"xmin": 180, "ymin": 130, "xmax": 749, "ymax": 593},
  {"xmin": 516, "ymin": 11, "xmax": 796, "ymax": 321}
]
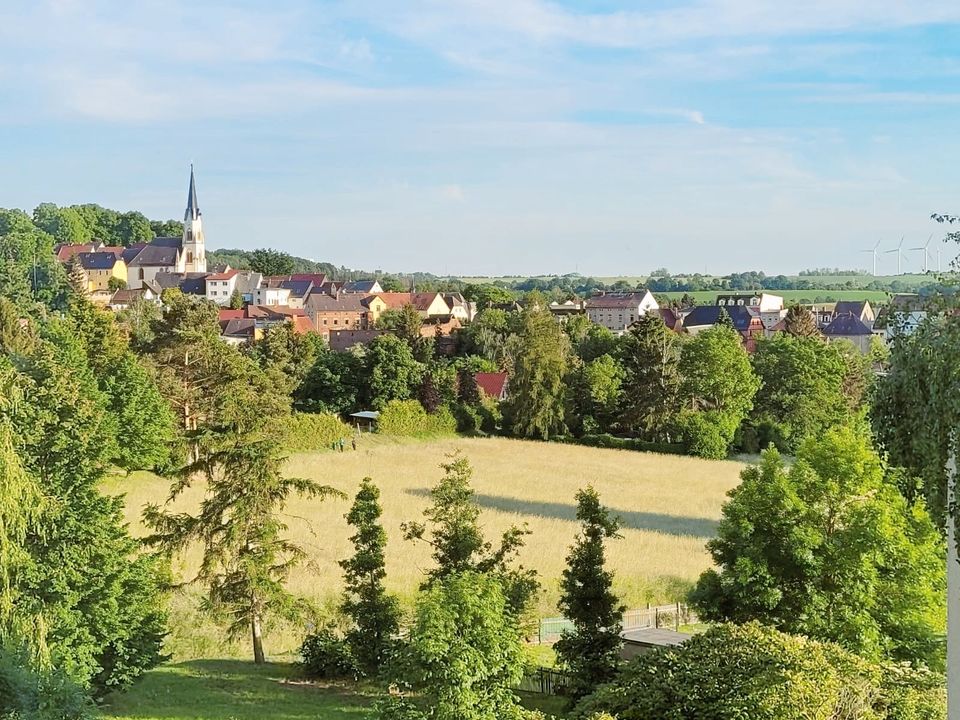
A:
[
  {"xmin": 349, "ymin": 410, "xmax": 380, "ymax": 433},
  {"xmin": 619, "ymin": 628, "xmax": 689, "ymax": 660}
]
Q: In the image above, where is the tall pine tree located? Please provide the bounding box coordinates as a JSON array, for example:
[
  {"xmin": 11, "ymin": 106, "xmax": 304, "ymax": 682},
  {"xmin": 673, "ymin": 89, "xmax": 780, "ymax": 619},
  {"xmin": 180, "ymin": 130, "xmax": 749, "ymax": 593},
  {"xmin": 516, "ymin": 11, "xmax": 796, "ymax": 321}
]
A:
[
  {"xmin": 618, "ymin": 313, "xmax": 681, "ymax": 441},
  {"xmin": 555, "ymin": 487, "xmax": 625, "ymax": 704},
  {"xmin": 339, "ymin": 479, "xmax": 400, "ymax": 674}
]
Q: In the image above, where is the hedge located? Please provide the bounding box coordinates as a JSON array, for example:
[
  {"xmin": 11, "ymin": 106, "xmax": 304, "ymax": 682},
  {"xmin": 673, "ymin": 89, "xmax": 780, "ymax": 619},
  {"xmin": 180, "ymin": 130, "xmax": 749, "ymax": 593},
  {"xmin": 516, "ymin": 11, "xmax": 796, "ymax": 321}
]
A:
[
  {"xmin": 377, "ymin": 400, "xmax": 457, "ymax": 438},
  {"xmin": 277, "ymin": 412, "xmax": 353, "ymax": 453},
  {"xmin": 559, "ymin": 433, "xmax": 687, "ymax": 456}
]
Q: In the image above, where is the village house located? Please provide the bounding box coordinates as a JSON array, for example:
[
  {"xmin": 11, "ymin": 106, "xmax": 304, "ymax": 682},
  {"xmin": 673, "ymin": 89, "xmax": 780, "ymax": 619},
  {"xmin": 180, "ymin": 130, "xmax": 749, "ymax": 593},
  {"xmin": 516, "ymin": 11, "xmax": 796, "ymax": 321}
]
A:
[
  {"xmin": 822, "ymin": 313, "xmax": 874, "ymax": 353},
  {"xmin": 716, "ymin": 292, "xmax": 785, "ymax": 331},
  {"xmin": 304, "ymin": 292, "xmax": 370, "ymax": 337},
  {"xmin": 682, "ymin": 304, "xmax": 765, "ymax": 349},
  {"xmin": 443, "ymin": 292, "xmax": 477, "ymax": 322},
  {"xmin": 374, "ymin": 291, "xmax": 452, "ymax": 319},
  {"xmin": 252, "ymin": 286, "xmax": 292, "ymax": 306},
  {"xmin": 585, "ymin": 291, "xmax": 659, "ymax": 333},
  {"xmin": 75, "ymin": 251, "xmax": 127, "ymax": 299},
  {"xmin": 328, "ymin": 329, "xmax": 385, "ymax": 352},
  {"xmin": 205, "ymin": 268, "xmax": 240, "ymax": 305},
  {"xmin": 548, "ymin": 299, "xmax": 585, "ymax": 322},
  {"xmin": 343, "ymin": 279, "xmax": 383, "ymax": 294},
  {"xmin": 833, "ymin": 300, "xmax": 875, "ymax": 325},
  {"xmin": 107, "ymin": 285, "xmax": 161, "ymax": 311}
]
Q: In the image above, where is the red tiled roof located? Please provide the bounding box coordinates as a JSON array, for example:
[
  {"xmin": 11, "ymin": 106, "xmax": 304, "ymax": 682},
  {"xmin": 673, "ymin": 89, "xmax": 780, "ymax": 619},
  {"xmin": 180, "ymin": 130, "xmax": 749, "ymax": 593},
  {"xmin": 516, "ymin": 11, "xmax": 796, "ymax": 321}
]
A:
[
  {"xmin": 206, "ymin": 269, "xmax": 238, "ymax": 281},
  {"xmin": 290, "ymin": 316, "xmax": 316, "ymax": 335},
  {"xmin": 474, "ymin": 372, "xmax": 508, "ymax": 399},
  {"xmin": 218, "ymin": 309, "xmax": 246, "ymax": 321}
]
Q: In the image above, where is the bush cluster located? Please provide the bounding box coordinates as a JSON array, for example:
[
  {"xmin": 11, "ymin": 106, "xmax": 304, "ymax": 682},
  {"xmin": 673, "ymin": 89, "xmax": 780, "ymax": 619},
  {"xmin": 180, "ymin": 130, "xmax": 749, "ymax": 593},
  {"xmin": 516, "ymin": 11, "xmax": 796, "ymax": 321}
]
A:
[
  {"xmin": 276, "ymin": 412, "xmax": 352, "ymax": 452},
  {"xmin": 377, "ymin": 400, "xmax": 456, "ymax": 437},
  {"xmin": 559, "ymin": 433, "xmax": 686, "ymax": 456},
  {"xmin": 0, "ymin": 647, "xmax": 93, "ymax": 720},
  {"xmin": 299, "ymin": 629, "xmax": 360, "ymax": 680},
  {"xmin": 574, "ymin": 623, "xmax": 945, "ymax": 720}
]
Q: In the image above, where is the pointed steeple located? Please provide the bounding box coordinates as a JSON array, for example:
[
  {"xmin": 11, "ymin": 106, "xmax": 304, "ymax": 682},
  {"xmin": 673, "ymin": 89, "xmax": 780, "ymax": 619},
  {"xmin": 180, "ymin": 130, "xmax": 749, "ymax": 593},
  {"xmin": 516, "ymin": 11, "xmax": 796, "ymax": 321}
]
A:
[{"xmin": 184, "ymin": 164, "xmax": 200, "ymax": 221}]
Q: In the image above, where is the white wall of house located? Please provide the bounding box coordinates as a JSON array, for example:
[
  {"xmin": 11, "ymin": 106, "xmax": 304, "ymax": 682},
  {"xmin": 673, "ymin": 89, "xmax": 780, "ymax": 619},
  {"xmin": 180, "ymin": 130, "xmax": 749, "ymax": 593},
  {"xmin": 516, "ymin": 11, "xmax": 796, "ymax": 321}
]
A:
[
  {"xmin": 205, "ymin": 276, "xmax": 239, "ymax": 305},
  {"xmin": 128, "ymin": 266, "xmax": 174, "ymax": 290},
  {"xmin": 253, "ymin": 287, "xmax": 292, "ymax": 306}
]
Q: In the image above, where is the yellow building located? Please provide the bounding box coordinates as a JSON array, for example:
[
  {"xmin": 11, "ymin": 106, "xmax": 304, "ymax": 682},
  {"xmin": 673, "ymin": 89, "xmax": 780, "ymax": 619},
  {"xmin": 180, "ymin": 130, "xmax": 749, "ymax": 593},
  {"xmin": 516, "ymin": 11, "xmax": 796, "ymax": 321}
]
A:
[{"xmin": 77, "ymin": 251, "xmax": 128, "ymax": 293}]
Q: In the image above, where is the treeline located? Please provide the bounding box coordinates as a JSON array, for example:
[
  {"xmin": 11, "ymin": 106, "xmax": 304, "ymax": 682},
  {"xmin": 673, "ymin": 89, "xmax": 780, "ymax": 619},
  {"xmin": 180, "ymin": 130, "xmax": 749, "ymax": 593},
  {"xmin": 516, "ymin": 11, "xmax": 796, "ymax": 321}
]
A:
[{"xmin": 298, "ymin": 298, "xmax": 877, "ymax": 460}]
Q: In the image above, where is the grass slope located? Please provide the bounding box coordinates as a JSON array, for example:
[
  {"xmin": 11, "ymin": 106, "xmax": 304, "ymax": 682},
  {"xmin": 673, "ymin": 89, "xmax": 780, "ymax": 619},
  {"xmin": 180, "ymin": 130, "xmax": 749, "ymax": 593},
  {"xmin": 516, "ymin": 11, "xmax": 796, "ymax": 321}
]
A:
[
  {"xmin": 99, "ymin": 660, "xmax": 567, "ymax": 720},
  {"xmin": 103, "ymin": 436, "xmax": 742, "ymax": 659}
]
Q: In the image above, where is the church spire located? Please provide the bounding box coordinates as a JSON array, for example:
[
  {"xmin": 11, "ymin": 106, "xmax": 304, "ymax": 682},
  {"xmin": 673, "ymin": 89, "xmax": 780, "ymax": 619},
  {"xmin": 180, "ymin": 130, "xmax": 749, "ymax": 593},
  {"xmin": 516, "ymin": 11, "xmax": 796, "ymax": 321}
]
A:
[{"xmin": 184, "ymin": 164, "xmax": 200, "ymax": 221}]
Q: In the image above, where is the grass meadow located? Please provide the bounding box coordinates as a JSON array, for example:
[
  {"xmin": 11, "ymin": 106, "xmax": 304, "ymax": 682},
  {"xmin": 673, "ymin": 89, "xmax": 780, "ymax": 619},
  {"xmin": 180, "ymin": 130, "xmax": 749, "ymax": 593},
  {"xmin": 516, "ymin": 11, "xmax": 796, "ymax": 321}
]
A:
[{"xmin": 102, "ymin": 436, "xmax": 743, "ymax": 661}]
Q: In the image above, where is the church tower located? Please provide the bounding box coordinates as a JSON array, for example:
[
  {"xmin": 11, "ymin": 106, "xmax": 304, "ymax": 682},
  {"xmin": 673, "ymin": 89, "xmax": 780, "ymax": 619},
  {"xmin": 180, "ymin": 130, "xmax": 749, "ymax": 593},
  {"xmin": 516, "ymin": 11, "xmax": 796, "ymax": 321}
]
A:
[{"xmin": 181, "ymin": 165, "xmax": 206, "ymax": 273}]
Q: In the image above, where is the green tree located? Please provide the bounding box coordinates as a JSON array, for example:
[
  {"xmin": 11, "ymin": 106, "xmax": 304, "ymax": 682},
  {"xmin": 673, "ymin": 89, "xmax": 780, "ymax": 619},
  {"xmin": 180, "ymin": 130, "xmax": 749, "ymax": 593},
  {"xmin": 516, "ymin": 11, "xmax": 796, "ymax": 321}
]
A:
[
  {"xmin": 32, "ymin": 203, "xmax": 87, "ymax": 244},
  {"xmin": 578, "ymin": 323, "xmax": 619, "ymax": 362},
  {"xmin": 248, "ymin": 248, "xmax": 295, "ymax": 276},
  {"xmin": 554, "ymin": 487, "xmax": 625, "ymax": 704},
  {"xmin": 783, "ymin": 304, "xmax": 822, "ymax": 339},
  {"xmin": 296, "ymin": 347, "xmax": 365, "ymax": 414},
  {"xmin": 102, "ymin": 353, "xmax": 175, "ymax": 472},
  {"xmin": 115, "ymin": 211, "xmax": 154, "ymax": 246},
  {"xmin": 383, "ymin": 571, "xmax": 527, "ymax": 720},
  {"xmin": 749, "ymin": 334, "xmax": 853, "ymax": 451},
  {"xmin": 462, "ymin": 283, "xmax": 516, "ymax": 310},
  {"xmin": 678, "ymin": 324, "xmax": 759, "ymax": 458},
  {"xmin": 618, "ymin": 314, "xmax": 681, "ymax": 441},
  {"xmin": 228, "ymin": 288, "xmax": 244, "ymax": 309},
  {"xmin": 565, "ymin": 354, "xmax": 624, "ymax": 436},
  {"xmin": 402, "ymin": 454, "xmax": 538, "ymax": 617},
  {"xmin": 5, "ymin": 326, "xmax": 166, "ymax": 691},
  {"xmin": 376, "ymin": 304, "xmax": 423, "ymax": 345},
  {"xmin": 503, "ymin": 301, "xmax": 568, "ymax": 439},
  {"xmin": 690, "ymin": 428, "xmax": 945, "ymax": 669},
  {"xmin": 456, "ymin": 366, "xmax": 482, "ymax": 406},
  {"xmin": 365, "ymin": 334, "xmax": 424, "ymax": 410},
  {"xmin": 339, "ymin": 479, "xmax": 400, "ymax": 674},
  {"xmin": 146, "ymin": 436, "xmax": 340, "ymax": 663}
]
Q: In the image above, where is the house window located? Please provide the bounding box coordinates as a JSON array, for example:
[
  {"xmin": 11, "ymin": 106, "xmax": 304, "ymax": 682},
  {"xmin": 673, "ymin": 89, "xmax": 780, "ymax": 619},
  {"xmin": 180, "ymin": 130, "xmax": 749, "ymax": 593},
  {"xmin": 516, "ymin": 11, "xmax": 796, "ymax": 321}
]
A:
[{"xmin": 139, "ymin": 269, "xmax": 145, "ymax": 280}]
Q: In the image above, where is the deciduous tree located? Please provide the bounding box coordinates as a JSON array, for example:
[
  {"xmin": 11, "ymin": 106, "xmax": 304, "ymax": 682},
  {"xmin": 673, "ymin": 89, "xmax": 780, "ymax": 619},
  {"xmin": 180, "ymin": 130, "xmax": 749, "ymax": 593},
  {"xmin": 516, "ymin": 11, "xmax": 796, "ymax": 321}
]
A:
[{"xmin": 691, "ymin": 428, "xmax": 945, "ymax": 669}]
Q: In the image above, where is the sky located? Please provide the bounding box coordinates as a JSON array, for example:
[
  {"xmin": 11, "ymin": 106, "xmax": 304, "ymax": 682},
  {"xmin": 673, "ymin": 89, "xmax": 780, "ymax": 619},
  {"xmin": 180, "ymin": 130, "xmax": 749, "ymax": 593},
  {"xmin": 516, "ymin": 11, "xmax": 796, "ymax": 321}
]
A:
[{"xmin": 1, "ymin": 1, "xmax": 959, "ymax": 277}]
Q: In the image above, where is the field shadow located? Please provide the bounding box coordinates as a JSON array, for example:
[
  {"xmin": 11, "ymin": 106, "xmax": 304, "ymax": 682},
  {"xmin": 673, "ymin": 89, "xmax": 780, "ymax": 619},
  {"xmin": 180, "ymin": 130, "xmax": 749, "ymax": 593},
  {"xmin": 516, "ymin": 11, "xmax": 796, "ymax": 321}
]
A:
[{"xmin": 405, "ymin": 489, "xmax": 718, "ymax": 539}]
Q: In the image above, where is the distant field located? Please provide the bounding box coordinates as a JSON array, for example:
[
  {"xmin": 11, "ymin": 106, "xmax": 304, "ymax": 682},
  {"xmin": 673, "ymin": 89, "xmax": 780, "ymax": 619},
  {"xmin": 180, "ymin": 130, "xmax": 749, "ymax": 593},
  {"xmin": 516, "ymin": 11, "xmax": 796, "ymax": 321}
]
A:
[
  {"xmin": 658, "ymin": 289, "xmax": 891, "ymax": 303},
  {"xmin": 103, "ymin": 436, "xmax": 743, "ymax": 660}
]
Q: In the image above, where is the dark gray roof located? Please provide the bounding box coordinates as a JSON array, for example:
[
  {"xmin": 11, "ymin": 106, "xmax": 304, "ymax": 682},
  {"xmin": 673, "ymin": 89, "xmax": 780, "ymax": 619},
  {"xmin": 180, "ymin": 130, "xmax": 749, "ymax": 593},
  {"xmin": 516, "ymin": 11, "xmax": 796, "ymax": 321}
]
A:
[
  {"xmin": 153, "ymin": 272, "xmax": 207, "ymax": 295},
  {"xmin": 127, "ymin": 244, "xmax": 179, "ymax": 267},
  {"xmin": 823, "ymin": 313, "xmax": 873, "ymax": 337},
  {"xmin": 620, "ymin": 628, "xmax": 689, "ymax": 647},
  {"xmin": 77, "ymin": 251, "xmax": 119, "ymax": 270},
  {"xmin": 279, "ymin": 279, "xmax": 314, "ymax": 298},
  {"xmin": 833, "ymin": 300, "xmax": 869, "ymax": 317},
  {"xmin": 343, "ymin": 280, "xmax": 379, "ymax": 293},
  {"xmin": 683, "ymin": 304, "xmax": 754, "ymax": 331},
  {"xmin": 221, "ymin": 318, "xmax": 255, "ymax": 337},
  {"xmin": 150, "ymin": 236, "xmax": 183, "ymax": 249},
  {"xmin": 185, "ymin": 165, "xmax": 200, "ymax": 221}
]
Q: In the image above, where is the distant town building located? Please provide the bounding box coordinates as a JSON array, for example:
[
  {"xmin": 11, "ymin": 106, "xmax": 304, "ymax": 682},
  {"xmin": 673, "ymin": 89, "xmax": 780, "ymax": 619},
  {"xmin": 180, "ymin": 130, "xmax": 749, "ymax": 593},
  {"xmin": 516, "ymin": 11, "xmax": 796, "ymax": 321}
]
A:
[{"xmin": 585, "ymin": 291, "xmax": 659, "ymax": 333}]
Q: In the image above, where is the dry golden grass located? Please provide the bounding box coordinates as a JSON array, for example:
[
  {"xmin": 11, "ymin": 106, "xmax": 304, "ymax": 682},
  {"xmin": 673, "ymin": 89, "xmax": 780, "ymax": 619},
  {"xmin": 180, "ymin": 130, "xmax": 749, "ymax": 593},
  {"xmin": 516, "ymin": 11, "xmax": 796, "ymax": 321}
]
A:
[{"xmin": 102, "ymin": 435, "xmax": 744, "ymax": 659}]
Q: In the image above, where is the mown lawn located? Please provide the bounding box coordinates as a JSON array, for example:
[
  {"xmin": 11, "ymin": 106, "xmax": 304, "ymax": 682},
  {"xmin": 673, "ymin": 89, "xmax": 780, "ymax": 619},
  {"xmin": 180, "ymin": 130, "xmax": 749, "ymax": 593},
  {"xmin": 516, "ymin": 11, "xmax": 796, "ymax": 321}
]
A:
[{"xmin": 99, "ymin": 660, "xmax": 567, "ymax": 720}]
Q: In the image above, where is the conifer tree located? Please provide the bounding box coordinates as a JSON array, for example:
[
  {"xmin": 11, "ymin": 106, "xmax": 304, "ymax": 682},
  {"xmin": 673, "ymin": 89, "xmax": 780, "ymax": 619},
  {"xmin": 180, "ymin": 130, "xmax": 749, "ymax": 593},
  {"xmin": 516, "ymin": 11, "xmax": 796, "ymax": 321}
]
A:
[
  {"xmin": 783, "ymin": 304, "xmax": 821, "ymax": 339},
  {"xmin": 619, "ymin": 313, "xmax": 681, "ymax": 441},
  {"xmin": 456, "ymin": 367, "xmax": 482, "ymax": 406},
  {"xmin": 402, "ymin": 454, "xmax": 538, "ymax": 617},
  {"xmin": 339, "ymin": 479, "xmax": 400, "ymax": 674},
  {"xmin": 555, "ymin": 486, "xmax": 625, "ymax": 704}
]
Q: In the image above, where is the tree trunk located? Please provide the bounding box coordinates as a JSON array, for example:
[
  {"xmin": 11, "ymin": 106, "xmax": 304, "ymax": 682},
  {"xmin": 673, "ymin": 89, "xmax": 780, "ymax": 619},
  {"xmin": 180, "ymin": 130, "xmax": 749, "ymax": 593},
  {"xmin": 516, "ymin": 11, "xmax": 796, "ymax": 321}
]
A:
[{"xmin": 251, "ymin": 601, "xmax": 265, "ymax": 665}]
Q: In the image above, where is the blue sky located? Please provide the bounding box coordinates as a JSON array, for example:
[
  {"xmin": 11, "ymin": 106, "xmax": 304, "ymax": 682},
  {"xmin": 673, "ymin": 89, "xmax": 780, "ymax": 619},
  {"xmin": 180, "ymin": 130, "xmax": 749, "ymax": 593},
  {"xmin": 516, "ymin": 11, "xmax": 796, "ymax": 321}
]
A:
[{"xmin": 1, "ymin": 1, "xmax": 959, "ymax": 276}]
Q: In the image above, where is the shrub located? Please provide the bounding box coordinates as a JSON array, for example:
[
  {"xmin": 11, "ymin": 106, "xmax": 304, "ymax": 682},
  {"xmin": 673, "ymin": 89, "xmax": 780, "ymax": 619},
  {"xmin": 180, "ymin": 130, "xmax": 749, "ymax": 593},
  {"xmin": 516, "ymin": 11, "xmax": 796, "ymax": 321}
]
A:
[
  {"xmin": 373, "ymin": 697, "xmax": 426, "ymax": 720},
  {"xmin": 455, "ymin": 402, "xmax": 482, "ymax": 433},
  {"xmin": 677, "ymin": 411, "xmax": 732, "ymax": 459},
  {"xmin": 299, "ymin": 629, "xmax": 360, "ymax": 680},
  {"xmin": 574, "ymin": 623, "xmax": 945, "ymax": 720},
  {"xmin": 0, "ymin": 647, "xmax": 94, "ymax": 720},
  {"xmin": 562, "ymin": 434, "xmax": 686, "ymax": 456},
  {"xmin": 377, "ymin": 400, "xmax": 456, "ymax": 437},
  {"xmin": 277, "ymin": 412, "xmax": 352, "ymax": 453}
]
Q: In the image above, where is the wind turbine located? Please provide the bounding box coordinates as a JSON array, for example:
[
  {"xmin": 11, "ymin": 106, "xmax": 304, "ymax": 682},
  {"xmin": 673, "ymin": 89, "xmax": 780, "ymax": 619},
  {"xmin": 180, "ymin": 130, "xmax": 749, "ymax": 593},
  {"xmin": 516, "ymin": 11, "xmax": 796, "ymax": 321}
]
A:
[
  {"xmin": 885, "ymin": 236, "xmax": 905, "ymax": 275},
  {"xmin": 860, "ymin": 239, "xmax": 881, "ymax": 276},
  {"xmin": 909, "ymin": 234, "xmax": 933, "ymax": 273}
]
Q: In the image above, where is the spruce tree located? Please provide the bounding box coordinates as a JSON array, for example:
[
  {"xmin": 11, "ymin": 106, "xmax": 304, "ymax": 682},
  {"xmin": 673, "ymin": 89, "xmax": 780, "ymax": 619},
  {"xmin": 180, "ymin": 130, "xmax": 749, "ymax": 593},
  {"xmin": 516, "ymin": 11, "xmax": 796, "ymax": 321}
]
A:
[
  {"xmin": 339, "ymin": 479, "xmax": 400, "ymax": 674},
  {"xmin": 618, "ymin": 313, "xmax": 681, "ymax": 441},
  {"xmin": 783, "ymin": 304, "xmax": 821, "ymax": 339},
  {"xmin": 456, "ymin": 367, "xmax": 482, "ymax": 406},
  {"xmin": 402, "ymin": 454, "xmax": 539, "ymax": 617},
  {"xmin": 555, "ymin": 486, "xmax": 625, "ymax": 704}
]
